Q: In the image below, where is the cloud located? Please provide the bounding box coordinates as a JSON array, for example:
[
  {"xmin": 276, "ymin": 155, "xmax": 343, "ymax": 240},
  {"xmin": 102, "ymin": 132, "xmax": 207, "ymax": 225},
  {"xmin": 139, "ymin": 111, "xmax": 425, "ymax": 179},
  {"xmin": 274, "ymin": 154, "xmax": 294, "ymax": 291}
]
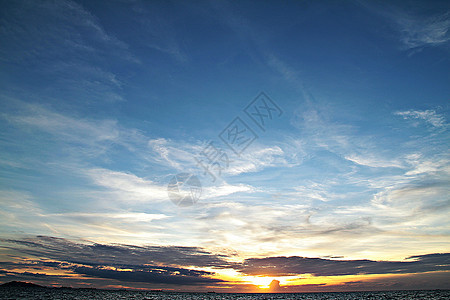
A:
[
  {"xmin": 281, "ymin": 271, "xmax": 450, "ymax": 293},
  {"xmin": 207, "ymin": 0, "xmax": 314, "ymax": 99},
  {"xmin": 0, "ymin": 190, "xmax": 46, "ymax": 236},
  {"xmin": 147, "ymin": 137, "xmax": 296, "ymax": 178},
  {"xmin": 0, "ymin": 0, "xmax": 139, "ymax": 105},
  {"xmin": 2, "ymin": 236, "xmax": 449, "ymax": 291},
  {"xmin": 1, "ymin": 236, "xmax": 232, "ymax": 269},
  {"xmin": 370, "ymin": 177, "xmax": 450, "ymax": 219},
  {"xmin": 86, "ymin": 168, "xmax": 168, "ymax": 202},
  {"xmin": 397, "ymin": 12, "xmax": 450, "ymax": 49},
  {"xmin": 358, "ymin": 2, "xmax": 450, "ymax": 50},
  {"xmin": 0, "ymin": 265, "xmax": 222, "ymax": 288},
  {"xmin": 0, "ymin": 0, "xmax": 134, "ymax": 63},
  {"xmin": 50, "ymin": 212, "xmax": 169, "ymax": 223},
  {"xmin": 238, "ymin": 253, "xmax": 450, "ymax": 277},
  {"xmin": 269, "ymin": 279, "xmax": 282, "ymax": 292},
  {"xmin": 147, "ymin": 138, "xmax": 201, "ymax": 171},
  {"xmin": 71, "ymin": 266, "xmax": 222, "ymax": 285},
  {"xmin": 291, "ymin": 106, "xmax": 357, "ymax": 155},
  {"xmin": 1, "ymin": 101, "xmax": 135, "ymax": 160},
  {"xmin": 5, "ymin": 104, "xmax": 119, "ymax": 142},
  {"xmin": 265, "ymin": 54, "xmax": 314, "ymax": 101},
  {"xmin": 344, "ymin": 154, "xmax": 404, "ymax": 168},
  {"xmin": 203, "ymin": 183, "xmax": 254, "ymax": 198},
  {"xmin": 0, "ymin": 236, "xmax": 230, "ymax": 287},
  {"xmin": 395, "ymin": 110, "xmax": 446, "ymax": 127},
  {"xmin": 130, "ymin": 3, "xmax": 188, "ymax": 63},
  {"xmin": 225, "ymin": 145, "xmax": 293, "ymax": 176}
]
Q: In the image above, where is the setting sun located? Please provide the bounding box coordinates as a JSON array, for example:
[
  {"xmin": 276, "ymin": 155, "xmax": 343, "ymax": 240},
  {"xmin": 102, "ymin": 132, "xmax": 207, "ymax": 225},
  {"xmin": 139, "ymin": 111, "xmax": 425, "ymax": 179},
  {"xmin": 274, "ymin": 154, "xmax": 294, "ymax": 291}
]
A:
[{"xmin": 247, "ymin": 276, "xmax": 274, "ymax": 289}]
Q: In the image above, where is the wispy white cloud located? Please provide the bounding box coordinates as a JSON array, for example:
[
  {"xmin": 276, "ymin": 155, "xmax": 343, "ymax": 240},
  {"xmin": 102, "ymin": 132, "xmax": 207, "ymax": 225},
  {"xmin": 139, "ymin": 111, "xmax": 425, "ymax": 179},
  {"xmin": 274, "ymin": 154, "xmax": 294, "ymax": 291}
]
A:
[
  {"xmin": 50, "ymin": 212, "xmax": 169, "ymax": 223},
  {"xmin": 86, "ymin": 167, "xmax": 256, "ymax": 205},
  {"xmin": 291, "ymin": 106, "xmax": 357, "ymax": 155},
  {"xmin": 225, "ymin": 145, "xmax": 293, "ymax": 176},
  {"xmin": 203, "ymin": 183, "xmax": 254, "ymax": 198},
  {"xmin": 0, "ymin": 190, "xmax": 58, "ymax": 238},
  {"xmin": 122, "ymin": 1, "xmax": 189, "ymax": 63},
  {"xmin": 1, "ymin": 101, "xmax": 131, "ymax": 159},
  {"xmin": 265, "ymin": 54, "xmax": 315, "ymax": 101},
  {"xmin": 405, "ymin": 158, "xmax": 449, "ymax": 176},
  {"xmin": 0, "ymin": 0, "xmax": 139, "ymax": 105},
  {"xmin": 0, "ymin": 0, "xmax": 135, "ymax": 62},
  {"xmin": 344, "ymin": 154, "xmax": 404, "ymax": 169},
  {"xmin": 358, "ymin": 2, "xmax": 450, "ymax": 50},
  {"xmin": 397, "ymin": 12, "xmax": 450, "ymax": 49},
  {"xmin": 0, "ymin": 187, "xmax": 177, "ymax": 244},
  {"xmin": 0, "ymin": 190, "xmax": 42, "ymax": 221},
  {"xmin": 86, "ymin": 168, "xmax": 168, "ymax": 203},
  {"xmin": 147, "ymin": 137, "xmax": 299, "ymax": 178},
  {"xmin": 7, "ymin": 105, "xmax": 119, "ymax": 143},
  {"xmin": 147, "ymin": 138, "xmax": 201, "ymax": 171},
  {"xmin": 1, "ymin": 90, "xmax": 448, "ymax": 261},
  {"xmin": 395, "ymin": 109, "xmax": 446, "ymax": 127}
]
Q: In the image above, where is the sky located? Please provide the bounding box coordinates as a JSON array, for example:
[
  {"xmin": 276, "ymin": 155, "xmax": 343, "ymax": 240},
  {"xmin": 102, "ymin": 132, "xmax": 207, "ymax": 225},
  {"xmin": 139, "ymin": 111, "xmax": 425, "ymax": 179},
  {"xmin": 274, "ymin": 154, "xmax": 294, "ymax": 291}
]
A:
[{"xmin": 0, "ymin": 0, "xmax": 449, "ymax": 293}]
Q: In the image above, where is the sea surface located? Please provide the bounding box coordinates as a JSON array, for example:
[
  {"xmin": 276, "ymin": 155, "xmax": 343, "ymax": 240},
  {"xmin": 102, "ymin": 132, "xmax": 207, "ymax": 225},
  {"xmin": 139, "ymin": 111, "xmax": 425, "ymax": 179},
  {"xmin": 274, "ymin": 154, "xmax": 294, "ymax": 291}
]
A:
[{"xmin": 0, "ymin": 288, "xmax": 449, "ymax": 300}]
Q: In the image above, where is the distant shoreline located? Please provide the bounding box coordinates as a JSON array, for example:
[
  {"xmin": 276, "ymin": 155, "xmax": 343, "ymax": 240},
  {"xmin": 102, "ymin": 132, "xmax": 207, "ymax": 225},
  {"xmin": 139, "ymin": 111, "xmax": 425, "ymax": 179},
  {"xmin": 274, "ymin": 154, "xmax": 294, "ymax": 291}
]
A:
[{"xmin": 1, "ymin": 281, "xmax": 449, "ymax": 294}]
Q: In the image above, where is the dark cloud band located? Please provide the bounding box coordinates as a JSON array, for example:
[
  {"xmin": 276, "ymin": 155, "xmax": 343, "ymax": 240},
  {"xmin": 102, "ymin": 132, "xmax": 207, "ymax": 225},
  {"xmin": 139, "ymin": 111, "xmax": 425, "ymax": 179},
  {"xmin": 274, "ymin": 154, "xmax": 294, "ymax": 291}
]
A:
[{"xmin": 1, "ymin": 236, "xmax": 449, "ymax": 288}]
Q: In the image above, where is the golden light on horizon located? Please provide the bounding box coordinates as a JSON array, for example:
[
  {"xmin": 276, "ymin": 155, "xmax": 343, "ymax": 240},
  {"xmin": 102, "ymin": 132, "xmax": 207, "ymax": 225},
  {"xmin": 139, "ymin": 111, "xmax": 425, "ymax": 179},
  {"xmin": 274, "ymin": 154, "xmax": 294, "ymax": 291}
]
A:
[{"xmin": 246, "ymin": 276, "xmax": 274, "ymax": 289}]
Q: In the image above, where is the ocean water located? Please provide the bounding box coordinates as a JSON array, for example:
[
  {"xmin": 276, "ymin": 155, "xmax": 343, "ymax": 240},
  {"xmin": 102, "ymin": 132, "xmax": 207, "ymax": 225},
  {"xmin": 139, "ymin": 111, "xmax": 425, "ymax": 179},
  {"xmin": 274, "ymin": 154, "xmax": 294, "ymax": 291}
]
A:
[{"xmin": 0, "ymin": 288, "xmax": 449, "ymax": 300}]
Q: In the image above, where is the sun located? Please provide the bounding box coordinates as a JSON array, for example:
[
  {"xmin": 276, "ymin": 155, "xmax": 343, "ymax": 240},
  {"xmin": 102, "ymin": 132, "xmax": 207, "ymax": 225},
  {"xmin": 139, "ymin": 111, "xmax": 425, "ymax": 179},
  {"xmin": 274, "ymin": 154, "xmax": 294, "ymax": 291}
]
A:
[{"xmin": 247, "ymin": 276, "xmax": 275, "ymax": 289}]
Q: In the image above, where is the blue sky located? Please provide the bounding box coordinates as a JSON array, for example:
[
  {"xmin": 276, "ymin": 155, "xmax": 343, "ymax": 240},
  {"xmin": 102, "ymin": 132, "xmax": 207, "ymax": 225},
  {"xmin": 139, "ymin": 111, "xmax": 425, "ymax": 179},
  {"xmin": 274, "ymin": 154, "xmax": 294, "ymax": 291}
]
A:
[{"xmin": 0, "ymin": 0, "xmax": 449, "ymax": 292}]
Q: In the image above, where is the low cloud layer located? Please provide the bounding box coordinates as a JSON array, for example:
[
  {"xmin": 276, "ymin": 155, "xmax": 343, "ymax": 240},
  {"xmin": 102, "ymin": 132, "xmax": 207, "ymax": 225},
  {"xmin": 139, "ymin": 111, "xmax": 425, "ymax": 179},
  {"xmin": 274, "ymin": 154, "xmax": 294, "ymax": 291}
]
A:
[
  {"xmin": 1, "ymin": 236, "xmax": 449, "ymax": 290},
  {"xmin": 2, "ymin": 236, "xmax": 232, "ymax": 269},
  {"xmin": 0, "ymin": 236, "xmax": 230, "ymax": 288},
  {"xmin": 239, "ymin": 253, "xmax": 450, "ymax": 277}
]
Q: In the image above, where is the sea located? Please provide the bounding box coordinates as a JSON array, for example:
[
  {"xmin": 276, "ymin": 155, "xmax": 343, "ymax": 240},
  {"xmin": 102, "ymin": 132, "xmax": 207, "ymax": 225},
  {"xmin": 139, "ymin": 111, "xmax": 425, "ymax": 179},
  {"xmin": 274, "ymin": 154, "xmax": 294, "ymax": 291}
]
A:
[{"xmin": 0, "ymin": 288, "xmax": 449, "ymax": 300}]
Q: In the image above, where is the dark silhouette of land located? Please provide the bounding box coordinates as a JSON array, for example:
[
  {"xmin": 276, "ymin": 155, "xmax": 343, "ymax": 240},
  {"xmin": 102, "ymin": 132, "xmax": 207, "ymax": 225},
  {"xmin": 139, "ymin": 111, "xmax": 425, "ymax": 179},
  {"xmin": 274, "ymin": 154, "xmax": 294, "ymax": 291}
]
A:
[
  {"xmin": 0, "ymin": 281, "xmax": 43, "ymax": 288},
  {"xmin": 0, "ymin": 281, "xmax": 163, "ymax": 292}
]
